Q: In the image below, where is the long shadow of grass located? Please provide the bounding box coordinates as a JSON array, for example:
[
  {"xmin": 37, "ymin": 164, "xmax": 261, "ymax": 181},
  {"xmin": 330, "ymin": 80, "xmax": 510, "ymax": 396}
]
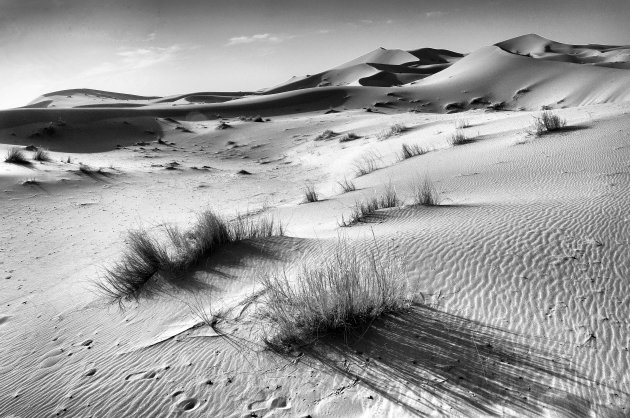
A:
[{"xmin": 302, "ymin": 304, "xmax": 605, "ymax": 417}]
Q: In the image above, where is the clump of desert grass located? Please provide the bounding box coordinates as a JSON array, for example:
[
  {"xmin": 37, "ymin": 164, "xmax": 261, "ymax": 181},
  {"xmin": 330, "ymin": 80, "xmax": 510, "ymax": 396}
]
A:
[
  {"xmin": 449, "ymin": 129, "xmax": 474, "ymax": 146},
  {"xmin": 455, "ymin": 119, "xmax": 471, "ymax": 129},
  {"xmin": 377, "ymin": 123, "xmax": 407, "ymax": 140},
  {"xmin": 4, "ymin": 147, "xmax": 30, "ymax": 165},
  {"xmin": 339, "ymin": 182, "xmax": 400, "ymax": 227},
  {"xmin": 532, "ymin": 111, "xmax": 567, "ymax": 136},
  {"xmin": 98, "ymin": 210, "xmax": 284, "ymax": 306},
  {"xmin": 410, "ymin": 176, "xmax": 440, "ymax": 206},
  {"xmin": 338, "ymin": 132, "xmax": 360, "ymax": 143},
  {"xmin": 337, "ymin": 177, "xmax": 356, "ymax": 193},
  {"xmin": 353, "ymin": 151, "xmax": 381, "ymax": 177},
  {"xmin": 314, "ymin": 130, "xmax": 337, "ymax": 141},
  {"xmin": 398, "ymin": 143, "xmax": 428, "ymax": 161},
  {"xmin": 303, "ymin": 183, "xmax": 319, "ymax": 203},
  {"xmin": 259, "ymin": 238, "xmax": 413, "ymax": 350},
  {"xmin": 33, "ymin": 148, "xmax": 52, "ymax": 162}
]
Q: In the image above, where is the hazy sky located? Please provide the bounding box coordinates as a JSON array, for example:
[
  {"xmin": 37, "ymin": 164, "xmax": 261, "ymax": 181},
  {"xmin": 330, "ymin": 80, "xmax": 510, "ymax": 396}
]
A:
[{"xmin": 1, "ymin": 0, "xmax": 628, "ymax": 109}]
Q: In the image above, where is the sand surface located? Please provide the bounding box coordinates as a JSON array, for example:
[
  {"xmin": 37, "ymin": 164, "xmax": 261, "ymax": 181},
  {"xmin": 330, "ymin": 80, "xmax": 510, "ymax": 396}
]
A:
[{"xmin": 1, "ymin": 34, "xmax": 629, "ymax": 417}]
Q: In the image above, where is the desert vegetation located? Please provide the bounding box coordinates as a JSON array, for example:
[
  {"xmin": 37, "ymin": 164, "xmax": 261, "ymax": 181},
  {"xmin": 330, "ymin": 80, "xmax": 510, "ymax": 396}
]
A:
[
  {"xmin": 33, "ymin": 148, "xmax": 51, "ymax": 162},
  {"xmin": 259, "ymin": 238, "xmax": 412, "ymax": 349},
  {"xmin": 353, "ymin": 151, "xmax": 381, "ymax": 177},
  {"xmin": 532, "ymin": 110, "xmax": 567, "ymax": 136},
  {"xmin": 4, "ymin": 147, "xmax": 30, "ymax": 165},
  {"xmin": 337, "ymin": 177, "xmax": 356, "ymax": 193},
  {"xmin": 303, "ymin": 183, "xmax": 319, "ymax": 202},
  {"xmin": 377, "ymin": 123, "xmax": 407, "ymax": 140},
  {"xmin": 399, "ymin": 143, "xmax": 428, "ymax": 160},
  {"xmin": 450, "ymin": 128, "xmax": 473, "ymax": 146},
  {"xmin": 338, "ymin": 132, "xmax": 360, "ymax": 142},
  {"xmin": 314, "ymin": 129, "xmax": 337, "ymax": 141},
  {"xmin": 98, "ymin": 210, "xmax": 284, "ymax": 305},
  {"xmin": 410, "ymin": 177, "xmax": 440, "ymax": 206},
  {"xmin": 339, "ymin": 183, "xmax": 400, "ymax": 226}
]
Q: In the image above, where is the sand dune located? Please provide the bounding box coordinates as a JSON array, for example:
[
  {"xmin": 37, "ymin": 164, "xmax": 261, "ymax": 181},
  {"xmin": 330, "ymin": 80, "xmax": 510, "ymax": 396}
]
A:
[{"xmin": 1, "ymin": 34, "xmax": 630, "ymax": 417}]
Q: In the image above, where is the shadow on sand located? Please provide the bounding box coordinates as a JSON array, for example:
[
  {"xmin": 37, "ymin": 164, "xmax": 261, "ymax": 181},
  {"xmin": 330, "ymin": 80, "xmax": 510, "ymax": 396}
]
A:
[{"xmin": 302, "ymin": 304, "xmax": 612, "ymax": 417}]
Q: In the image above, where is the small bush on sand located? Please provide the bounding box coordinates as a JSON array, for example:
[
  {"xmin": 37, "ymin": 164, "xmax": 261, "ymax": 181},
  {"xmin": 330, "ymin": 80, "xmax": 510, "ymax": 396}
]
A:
[
  {"xmin": 99, "ymin": 210, "xmax": 284, "ymax": 305},
  {"xmin": 399, "ymin": 143, "xmax": 428, "ymax": 160},
  {"xmin": 314, "ymin": 130, "xmax": 337, "ymax": 141},
  {"xmin": 337, "ymin": 178, "xmax": 356, "ymax": 193},
  {"xmin": 533, "ymin": 111, "xmax": 566, "ymax": 136},
  {"xmin": 33, "ymin": 148, "xmax": 51, "ymax": 162},
  {"xmin": 455, "ymin": 119, "xmax": 471, "ymax": 129},
  {"xmin": 339, "ymin": 183, "xmax": 400, "ymax": 227},
  {"xmin": 339, "ymin": 132, "xmax": 360, "ymax": 143},
  {"xmin": 450, "ymin": 129, "xmax": 472, "ymax": 146},
  {"xmin": 411, "ymin": 177, "xmax": 440, "ymax": 206},
  {"xmin": 260, "ymin": 238, "xmax": 412, "ymax": 349},
  {"xmin": 353, "ymin": 152, "xmax": 381, "ymax": 177},
  {"xmin": 377, "ymin": 123, "xmax": 407, "ymax": 140},
  {"xmin": 303, "ymin": 184, "xmax": 319, "ymax": 203},
  {"xmin": 5, "ymin": 147, "xmax": 30, "ymax": 165}
]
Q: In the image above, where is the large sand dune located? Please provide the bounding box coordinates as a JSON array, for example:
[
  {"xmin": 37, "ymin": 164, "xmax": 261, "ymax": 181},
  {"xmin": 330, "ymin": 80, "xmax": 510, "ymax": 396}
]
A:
[{"xmin": 1, "ymin": 34, "xmax": 629, "ymax": 417}]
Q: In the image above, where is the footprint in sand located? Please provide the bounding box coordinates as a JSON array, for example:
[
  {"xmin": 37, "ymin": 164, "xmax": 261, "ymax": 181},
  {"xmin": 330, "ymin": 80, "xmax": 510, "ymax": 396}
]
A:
[
  {"xmin": 173, "ymin": 397, "xmax": 200, "ymax": 412},
  {"xmin": 40, "ymin": 348, "xmax": 65, "ymax": 368},
  {"xmin": 247, "ymin": 396, "xmax": 290, "ymax": 416},
  {"xmin": 125, "ymin": 370, "xmax": 159, "ymax": 381}
]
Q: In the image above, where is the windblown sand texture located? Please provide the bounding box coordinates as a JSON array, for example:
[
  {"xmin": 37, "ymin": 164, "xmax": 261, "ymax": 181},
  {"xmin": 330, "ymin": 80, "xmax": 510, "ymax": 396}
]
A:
[{"xmin": 1, "ymin": 34, "xmax": 630, "ymax": 417}]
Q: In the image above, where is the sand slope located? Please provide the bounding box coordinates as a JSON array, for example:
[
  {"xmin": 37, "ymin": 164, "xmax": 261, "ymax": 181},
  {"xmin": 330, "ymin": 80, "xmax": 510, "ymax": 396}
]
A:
[{"xmin": 1, "ymin": 34, "xmax": 630, "ymax": 417}]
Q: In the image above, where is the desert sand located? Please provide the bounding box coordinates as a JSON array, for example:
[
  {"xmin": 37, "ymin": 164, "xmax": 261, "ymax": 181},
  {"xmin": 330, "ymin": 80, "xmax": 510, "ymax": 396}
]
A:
[{"xmin": 1, "ymin": 34, "xmax": 629, "ymax": 417}]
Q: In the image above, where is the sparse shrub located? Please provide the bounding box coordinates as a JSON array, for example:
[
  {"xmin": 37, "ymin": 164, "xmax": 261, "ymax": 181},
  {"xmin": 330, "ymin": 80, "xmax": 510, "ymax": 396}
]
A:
[
  {"xmin": 99, "ymin": 210, "xmax": 284, "ymax": 305},
  {"xmin": 411, "ymin": 177, "xmax": 440, "ymax": 206},
  {"xmin": 314, "ymin": 130, "xmax": 337, "ymax": 141},
  {"xmin": 33, "ymin": 148, "xmax": 51, "ymax": 162},
  {"xmin": 532, "ymin": 111, "xmax": 567, "ymax": 136},
  {"xmin": 260, "ymin": 238, "xmax": 412, "ymax": 349},
  {"xmin": 303, "ymin": 184, "xmax": 319, "ymax": 203},
  {"xmin": 337, "ymin": 178, "xmax": 356, "ymax": 193},
  {"xmin": 339, "ymin": 183, "xmax": 400, "ymax": 227},
  {"xmin": 377, "ymin": 123, "xmax": 407, "ymax": 140},
  {"xmin": 339, "ymin": 132, "xmax": 360, "ymax": 143},
  {"xmin": 5, "ymin": 147, "xmax": 30, "ymax": 165},
  {"xmin": 487, "ymin": 101, "xmax": 506, "ymax": 111},
  {"xmin": 450, "ymin": 129, "xmax": 472, "ymax": 146},
  {"xmin": 79, "ymin": 163, "xmax": 96, "ymax": 174},
  {"xmin": 455, "ymin": 119, "xmax": 471, "ymax": 129},
  {"xmin": 353, "ymin": 152, "xmax": 381, "ymax": 177},
  {"xmin": 399, "ymin": 143, "xmax": 428, "ymax": 160}
]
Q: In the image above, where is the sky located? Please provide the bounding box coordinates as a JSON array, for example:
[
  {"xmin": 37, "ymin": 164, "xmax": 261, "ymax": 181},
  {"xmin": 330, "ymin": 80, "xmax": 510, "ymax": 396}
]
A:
[{"xmin": 0, "ymin": 0, "xmax": 628, "ymax": 109}]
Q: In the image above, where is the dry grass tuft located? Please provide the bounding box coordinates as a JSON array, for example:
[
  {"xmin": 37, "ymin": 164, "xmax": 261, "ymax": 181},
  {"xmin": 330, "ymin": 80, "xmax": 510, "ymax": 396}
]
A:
[
  {"xmin": 339, "ymin": 132, "xmax": 360, "ymax": 143},
  {"xmin": 339, "ymin": 183, "xmax": 400, "ymax": 227},
  {"xmin": 377, "ymin": 123, "xmax": 407, "ymax": 140},
  {"xmin": 450, "ymin": 129, "xmax": 473, "ymax": 146},
  {"xmin": 337, "ymin": 178, "xmax": 356, "ymax": 193},
  {"xmin": 5, "ymin": 147, "xmax": 30, "ymax": 165},
  {"xmin": 33, "ymin": 148, "xmax": 52, "ymax": 162},
  {"xmin": 411, "ymin": 177, "xmax": 440, "ymax": 206},
  {"xmin": 303, "ymin": 183, "xmax": 319, "ymax": 203},
  {"xmin": 399, "ymin": 143, "xmax": 428, "ymax": 160},
  {"xmin": 353, "ymin": 151, "xmax": 381, "ymax": 177},
  {"xmin": 99, "ymin": 210, "xmax": 284, "ymax": 305},
  {"xmin": 314, "ymin": 130, "xmax": 337, "ymax": 141},
  {"xmin": 532, "ymin": 111, "xmax": 567, "ymax": 136},
  {"xmin": 260, "ymin": 238, "xmax": 412, "ymax": 349}
]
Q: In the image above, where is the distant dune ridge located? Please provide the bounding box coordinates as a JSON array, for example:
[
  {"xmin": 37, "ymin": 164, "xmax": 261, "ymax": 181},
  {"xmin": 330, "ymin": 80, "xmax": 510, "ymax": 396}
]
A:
[{"xmin": 1, "ymin": 33, "xmax": 628, "ymax": 152}]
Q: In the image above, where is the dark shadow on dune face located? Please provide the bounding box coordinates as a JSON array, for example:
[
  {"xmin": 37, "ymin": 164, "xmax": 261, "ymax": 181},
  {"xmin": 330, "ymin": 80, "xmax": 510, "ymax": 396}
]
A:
[{"xmin": 302, "ymin": 305, "xmax": 607, "ymax": 417}]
